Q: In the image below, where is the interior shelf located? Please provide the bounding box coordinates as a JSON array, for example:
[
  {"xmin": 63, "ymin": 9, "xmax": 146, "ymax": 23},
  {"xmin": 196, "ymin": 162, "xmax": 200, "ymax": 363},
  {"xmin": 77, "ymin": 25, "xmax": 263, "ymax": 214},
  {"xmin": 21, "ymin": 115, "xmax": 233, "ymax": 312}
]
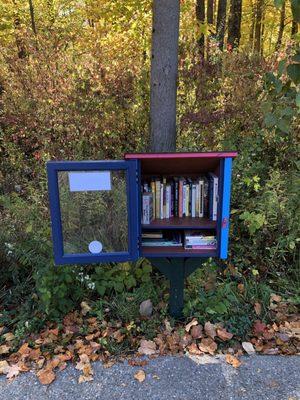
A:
[
  {"xmin": 142, "ymin": 246, "xmax": 217, "ymax": 257},
  {"xmin": 142, "ymin": 217, "xmax": 216, "ymax": 230}
]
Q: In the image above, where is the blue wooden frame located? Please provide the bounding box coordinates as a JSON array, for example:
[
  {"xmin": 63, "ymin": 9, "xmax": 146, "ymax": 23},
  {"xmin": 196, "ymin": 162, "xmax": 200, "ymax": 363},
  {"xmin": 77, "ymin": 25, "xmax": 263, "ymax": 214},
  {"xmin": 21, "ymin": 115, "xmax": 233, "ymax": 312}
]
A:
[
  {"xmin": 47, "ymin": 160, "xmax": 140, "ymax": 265},
  {"xmin": 219, "ymin": 157, "xmax": 233, "ymax": 259}
]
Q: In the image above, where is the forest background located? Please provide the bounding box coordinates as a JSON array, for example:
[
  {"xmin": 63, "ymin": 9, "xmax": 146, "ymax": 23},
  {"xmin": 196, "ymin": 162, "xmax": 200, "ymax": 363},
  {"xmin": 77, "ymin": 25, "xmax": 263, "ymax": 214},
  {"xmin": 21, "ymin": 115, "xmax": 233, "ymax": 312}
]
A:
[{"xmin": 0, "ymin": 0, "xmax": 299, "ymax": 356}]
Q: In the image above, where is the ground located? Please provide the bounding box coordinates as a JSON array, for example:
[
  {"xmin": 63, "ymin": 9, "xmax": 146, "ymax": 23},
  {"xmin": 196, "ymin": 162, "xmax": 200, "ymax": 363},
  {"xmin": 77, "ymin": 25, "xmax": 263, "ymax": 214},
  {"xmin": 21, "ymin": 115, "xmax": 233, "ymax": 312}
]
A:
[{"xmin": 0, "ymin": 355, "xmax": 299, "ymax": 400}]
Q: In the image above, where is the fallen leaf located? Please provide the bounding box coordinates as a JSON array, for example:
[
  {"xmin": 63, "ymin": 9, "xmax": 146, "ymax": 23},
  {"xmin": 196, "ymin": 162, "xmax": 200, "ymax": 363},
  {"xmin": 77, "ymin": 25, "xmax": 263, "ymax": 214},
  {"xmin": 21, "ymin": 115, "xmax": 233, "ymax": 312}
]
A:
[
  {"xmin": 225, "ymin": 354, "xmax": 241, "ymax": 368},
  {"xmin": 204, "ymin": 322, "xmax": 217, "ymax": 339},
  {"xmin": 128, "ymin": 359, "xmax": 148, "ymax": 367},
  {"xmin": 138, "ymin": 340, "xmax": 157, "ymax": 356},
  {"xmin": 242, "ymin": 342, "xmax": 255, "ymax": 355},
  {"xmin": 254, "ymin": 302, "xmax": 262, "ymax": 316},
  {"xmin": 3, "ymin": 332, "xmax": 15, "ymax": 342},
  {"xmin": 270, "ymin": 294, "xmax": 282, "ymax": 303},
  {"xmin": 0, "ymin": 344, "xmax": 11, "ymax": 354},
  {"xmin": 6, "ymin": 364, "xmax": 21, "ymax": 379},
  {"xmin": 80, "ymin": 301, "xmax": 91, "ymax": 316},
  {"xmin": 237, "ymin": 283, "xmax": 245, "ymax": 293},
  {"xmin": 185, "ymin": 318, "xmax": 198, "ymax": 333},
  {"xmin": 191, "ymin": 325, "xmax": 203, "ymax": 339},
  {"xmin": 0, "ymin": 360, "xmax": 9, "ymax": 374},
  {"xmin": 164, "ymin": 319, "xmax": 172, "ymax": 333},
  {"xmin": 113, "ymin": 330, "xmax": 125, "ymax": 343},
  {"xmin": 253, "ymin": 320, "xmax": 267, "ymax": 336},
  {"xmin": 187, "ymin": 343, "xmax": 202, "ymax": 355},
  {"xmin": 37, "ymin": 368, "xmax": 56, "ymax": 385},
  {"xmin": 199, "ymin": 338, "xmax": 217, "ymax": 355},
  {"xmin": 78, "ymin": 374, "xmax": 93, "ymax": 383},
  {"xmin": 134, "ymin": 369, "xmax": 146, "ymax": 383},
  {"xmin": 263, "ymin": 347, "xmax": 279, "ymax": 355},
  {"xmin": 217, "ymin": 328, "xmax": 233, "ymax": 341}
]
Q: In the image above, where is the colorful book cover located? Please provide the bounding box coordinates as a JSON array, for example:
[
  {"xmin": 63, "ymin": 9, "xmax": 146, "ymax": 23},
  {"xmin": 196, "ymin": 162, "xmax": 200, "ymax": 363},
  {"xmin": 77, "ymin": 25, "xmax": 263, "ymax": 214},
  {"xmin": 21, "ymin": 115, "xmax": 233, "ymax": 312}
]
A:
[{"xmin": 155, "ymin": 179, "xmax": 160, "ymax": 219}]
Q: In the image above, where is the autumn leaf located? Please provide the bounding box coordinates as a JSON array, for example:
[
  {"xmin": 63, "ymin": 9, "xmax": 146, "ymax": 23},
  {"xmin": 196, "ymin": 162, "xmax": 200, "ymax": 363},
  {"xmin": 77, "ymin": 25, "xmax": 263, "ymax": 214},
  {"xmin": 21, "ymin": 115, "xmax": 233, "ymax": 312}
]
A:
[
  {"xmin": 6, "ymin": 364, "xmax": 21, "ymax": 379},
  {"xmin": 0, "ymin": 360, "xmax": 9, "ymax": 375},
  {"xmin": 80, "ymin": 301, "xmax": 91, "ymax": 316},
  {"xmin": 138, "ymin": 340, "xmax": 157, "ymax": 355},
  {"xmin": 254, "ymin": 302, "xmax": 262, "ymax": 316},
  {"xmin": 253, "ymin": 320, "xmax": 267, "ymax": 336},
  {"xmin": 187, "ymin": 342, "xmax": 202, "ymax": 355},
  {"xmin": 134, "ymin": 369, "xmax": 146, "ymax": 383},
  {"xmin": 216, "ymin": 328, "xmax": 233, "ymax": 341},
  {"xmin": 3, "ymin": 332, "xmax": 15, "ymax": 342},
  {"xmin": 185, "ymin": 318, "xmax": 198, "ymax": 333},
  {"xmin": 199, "ymin": 338, "xmax": 217, "ymax": 355},
  {"xmin": 0, "ymin": 344, "xmax": 11, "ymax": 354},
  {"xmin": 225, "ymin": 354, "xmax": 241, "ymax": 368},
  {"xmin": 190, "ymin": 325, "xmax": 203, "ymax": 339},
  {"xmin": 204, "ymin": 322, "xmax": 217, "ymax": 339},
  {"xmin": 37, "ymin": 368, "xmax": 56, "ymax": 385}
]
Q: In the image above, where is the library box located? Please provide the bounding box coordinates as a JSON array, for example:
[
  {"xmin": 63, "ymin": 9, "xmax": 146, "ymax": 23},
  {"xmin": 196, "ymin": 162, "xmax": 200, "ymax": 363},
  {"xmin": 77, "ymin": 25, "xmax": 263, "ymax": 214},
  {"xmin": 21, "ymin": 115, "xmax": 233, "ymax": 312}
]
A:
[{"xmin": 47, "ymin": 152, "xmax": 237, "ymax": 265}]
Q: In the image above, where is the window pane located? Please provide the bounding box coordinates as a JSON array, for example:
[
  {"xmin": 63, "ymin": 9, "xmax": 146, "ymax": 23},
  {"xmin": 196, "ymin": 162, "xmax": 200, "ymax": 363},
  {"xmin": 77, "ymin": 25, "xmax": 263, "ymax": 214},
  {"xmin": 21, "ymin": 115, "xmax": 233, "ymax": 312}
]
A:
[{"xmin": 58, "ymin": 170, "xmax": 128, "ymax": 254}]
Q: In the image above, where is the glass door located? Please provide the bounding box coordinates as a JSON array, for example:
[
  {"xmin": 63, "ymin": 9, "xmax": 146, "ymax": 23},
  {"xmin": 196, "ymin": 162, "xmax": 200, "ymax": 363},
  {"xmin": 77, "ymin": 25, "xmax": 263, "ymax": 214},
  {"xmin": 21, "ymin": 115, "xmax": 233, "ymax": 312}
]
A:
[{"xmin": 47, "ymin": 160, "xmax": 139, "ymax": 264}]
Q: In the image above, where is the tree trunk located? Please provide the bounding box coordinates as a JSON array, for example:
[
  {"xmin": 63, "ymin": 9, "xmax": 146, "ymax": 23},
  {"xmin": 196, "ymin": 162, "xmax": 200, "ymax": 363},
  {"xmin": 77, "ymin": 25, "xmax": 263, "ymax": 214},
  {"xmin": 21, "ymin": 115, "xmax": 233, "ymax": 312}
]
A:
[
  {"xmin": 150, "ymin": 0, "xmax": 180, "ymax": 152},
  {"xmin": 227, "ymin": 0, "xmax": 242, "ymax": 48},
  {"xmin": 216, "ymin": 0, "xmax": 227, "ymax": 50},
  {"xmin": 249, "ymin": 0, "xmax": 255, "ymax": 50},
  {"xmin": 276, "ymin": 0, "xmax": 285, "ymax": 50},
  {"xmin": 28, "ymin": 0, "xmax": 37, "ymax": 35},
  {"xmin": 207, "ymin": 0, "xmax": 214, "ymax": 24},
  {"xmin": 196, "ymin": 0, "xmax": 206, "ymax": 57},
  {"xmin": 254, "ymin": 0, "xmax": 263, "ymax": 54}
]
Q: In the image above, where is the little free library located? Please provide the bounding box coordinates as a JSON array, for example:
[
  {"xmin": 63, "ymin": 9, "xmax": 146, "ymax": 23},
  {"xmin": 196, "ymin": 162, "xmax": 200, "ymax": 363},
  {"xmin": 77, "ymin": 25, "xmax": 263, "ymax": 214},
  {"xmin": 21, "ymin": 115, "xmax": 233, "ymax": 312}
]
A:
[{"xmin": 47, "ymin": 152, "xmax": 237, "ymax": 316}]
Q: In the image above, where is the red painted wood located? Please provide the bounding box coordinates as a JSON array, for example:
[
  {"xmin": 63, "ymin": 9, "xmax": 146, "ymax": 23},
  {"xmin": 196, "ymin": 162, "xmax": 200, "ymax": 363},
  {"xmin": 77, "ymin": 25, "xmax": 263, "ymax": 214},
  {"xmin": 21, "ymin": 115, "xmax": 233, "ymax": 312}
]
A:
[
  {"xmin": 142, "ymin": 217, "xmax": 216, "ymax": 230},
  {"xmin": 125, "ymin": 151, "xmax": 238, "ymax": 159}
]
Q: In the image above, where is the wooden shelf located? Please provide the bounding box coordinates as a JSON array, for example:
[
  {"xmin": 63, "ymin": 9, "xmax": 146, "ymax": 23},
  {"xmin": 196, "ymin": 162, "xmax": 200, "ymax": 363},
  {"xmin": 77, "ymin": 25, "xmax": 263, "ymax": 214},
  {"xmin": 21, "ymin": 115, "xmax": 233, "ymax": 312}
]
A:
[
  {"xmin": 142, "ymin": 217, "xmax": 216, "ymax": 230},
  {"xmin": 142, "ymin": 246, "xmax": 217, "ymax": 258}
]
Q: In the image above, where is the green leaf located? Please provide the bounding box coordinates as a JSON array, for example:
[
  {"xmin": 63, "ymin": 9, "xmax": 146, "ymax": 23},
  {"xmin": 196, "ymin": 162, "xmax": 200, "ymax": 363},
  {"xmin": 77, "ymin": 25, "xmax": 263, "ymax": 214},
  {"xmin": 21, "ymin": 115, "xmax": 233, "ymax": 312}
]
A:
[
  {"xmin": 287, "ymin": 64, "xmax": 300, "ymax": 85},
  {"xmin": 296, "ymin": 93, "xmax": 300, "ymax": 109},
  {"xmin": 291, "ymin": 0, "xmax": 300, "ymax": 22},
  {"xmin": 264, "ymin": 112, "xmax": 277, "ymax": 127},
  {"xmin": 277, "ymin": 59, "xmax": 286, "ymax": 77},
  {"xmin": 277, "ymin": 118, "xmax": 290, "ymax": 133}
]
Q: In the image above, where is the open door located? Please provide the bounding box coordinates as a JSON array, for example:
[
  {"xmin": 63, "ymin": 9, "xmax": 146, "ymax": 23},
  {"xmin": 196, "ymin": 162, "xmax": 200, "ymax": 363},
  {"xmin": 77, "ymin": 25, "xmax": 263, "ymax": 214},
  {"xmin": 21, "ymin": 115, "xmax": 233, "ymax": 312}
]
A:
[{"xmin": 47, "ymin": 160, "xmax": 140, "ymax": 265}]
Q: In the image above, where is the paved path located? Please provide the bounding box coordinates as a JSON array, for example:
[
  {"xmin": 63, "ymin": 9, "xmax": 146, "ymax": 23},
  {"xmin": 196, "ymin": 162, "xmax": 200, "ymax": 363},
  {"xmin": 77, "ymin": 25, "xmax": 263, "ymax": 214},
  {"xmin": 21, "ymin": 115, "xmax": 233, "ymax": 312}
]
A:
[{"xmin": 0, "ymin": 355, "xmax": 299, "ymax": 400}]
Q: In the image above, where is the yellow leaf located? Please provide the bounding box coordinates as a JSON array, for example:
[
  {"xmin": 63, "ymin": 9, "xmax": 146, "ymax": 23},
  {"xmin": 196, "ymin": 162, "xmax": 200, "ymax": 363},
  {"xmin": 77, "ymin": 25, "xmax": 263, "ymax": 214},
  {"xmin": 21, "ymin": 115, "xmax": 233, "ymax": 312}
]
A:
[
  {"xmin": 225, "ymin": 354, "xmax": 241, "ymax": 368},
  {"xmin": 134, "ymin": 369, "xmax": 146, "ymax": 383},
  {"xmin": 0, "ymin": 360, "xmax": 9, "ymax": 375},
  {"xmin": 37, "ymin": 368, "xmax": 56, "ymax": 385},
  {"xmin": 185, "ymin": 318, "xmax": 198, "ymax": 333}
]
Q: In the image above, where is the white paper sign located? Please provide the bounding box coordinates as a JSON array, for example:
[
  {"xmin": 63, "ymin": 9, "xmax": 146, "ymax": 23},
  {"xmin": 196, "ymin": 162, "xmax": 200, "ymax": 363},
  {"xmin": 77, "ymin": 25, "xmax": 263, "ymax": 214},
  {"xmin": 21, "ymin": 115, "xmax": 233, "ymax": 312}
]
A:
[
  {"xmin": 68, "ymin": 171, "xmax": 111, "ymax": 192},
  {"xmin": 88, "ymin": 241, "xmax": 103, "ymax": 254}
]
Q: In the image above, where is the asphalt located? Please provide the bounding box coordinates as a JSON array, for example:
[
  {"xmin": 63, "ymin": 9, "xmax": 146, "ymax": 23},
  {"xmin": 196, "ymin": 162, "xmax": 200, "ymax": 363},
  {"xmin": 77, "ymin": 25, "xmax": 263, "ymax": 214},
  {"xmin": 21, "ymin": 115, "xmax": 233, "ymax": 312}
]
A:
[{"xmin": 0, "ymin": 355, "xmax": 299, "ymax": 400}]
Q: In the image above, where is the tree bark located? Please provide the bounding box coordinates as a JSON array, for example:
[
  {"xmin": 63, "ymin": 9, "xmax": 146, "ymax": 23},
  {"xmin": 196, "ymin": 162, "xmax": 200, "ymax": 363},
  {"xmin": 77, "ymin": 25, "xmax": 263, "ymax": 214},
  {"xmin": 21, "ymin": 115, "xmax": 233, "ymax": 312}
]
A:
[
  {"xmin": 150, "ymin": 0, "xmax": 180, "ymax": 152},
  {"xmin": 196, "ymin": 0, "xmax": 206, "ymax": 57},
  {"xmin": 227, "ymin": 0, "xmax": 242, "ymax": 48},
  {"xmin": 254, "ymin": 0, "xmax": 264, "ymax": 54},
  {"xmin": 207, "ymin": 0, "xmax": 214, "ymax": 24},
  {"xmin": 276, "ymin": 0, "xmax": 285, "ymax": 50},
  {"xmin": 249, "ymin": 0, "xmax": 255, "ymax": 50},
  {"xmin": 291, "ymin": 20, "xmax": 298, "ymax": 38},
  {"xmin": 28, "ymin": 0, "xmax": 37, "ymax": 35},
  {"xmin": 216, "ymin": 0, "xmax": 227, "ymax": 50}
]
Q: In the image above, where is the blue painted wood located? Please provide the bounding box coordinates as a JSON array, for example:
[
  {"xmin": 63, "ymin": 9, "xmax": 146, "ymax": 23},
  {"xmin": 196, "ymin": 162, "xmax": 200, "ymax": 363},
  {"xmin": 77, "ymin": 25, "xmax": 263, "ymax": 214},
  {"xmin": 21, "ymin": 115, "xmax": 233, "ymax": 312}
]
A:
[
  {"xmin": 219, "ymin": 157, "xmax": 233, "ymax": 259},
  {"xmin": 47, "ymin": 160, "xmax": 139, "ymax": 265}
]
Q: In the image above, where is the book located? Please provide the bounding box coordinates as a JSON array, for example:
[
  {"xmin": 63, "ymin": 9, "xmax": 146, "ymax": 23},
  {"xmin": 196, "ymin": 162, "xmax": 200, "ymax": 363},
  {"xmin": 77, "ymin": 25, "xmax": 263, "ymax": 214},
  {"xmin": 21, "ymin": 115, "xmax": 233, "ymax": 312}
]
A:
[
  {"xmin": 155, "ymin": 179, "xmax": 160, "ymax": 219},
  {"xmin": 192, "ymin": 183, "xmax": 196, "ymax": 218},
  {"xmin": 208, "ymin": 173, "xmax": 218, "ymax": 221},
  {"xmin": 150, "ymin": 180, "xmax": 156, "ymax": 219},
  {"xmin": 142, "ymin": 193, "xmax": 153, "ymax": 224}
]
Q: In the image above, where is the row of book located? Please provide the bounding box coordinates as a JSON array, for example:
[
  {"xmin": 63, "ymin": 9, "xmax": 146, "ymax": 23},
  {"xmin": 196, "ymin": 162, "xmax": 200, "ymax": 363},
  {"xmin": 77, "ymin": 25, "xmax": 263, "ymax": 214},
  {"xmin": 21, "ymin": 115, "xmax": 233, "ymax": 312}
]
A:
[
  {"xmin": 141, "ymin": 231, "xmax": 217, "ymax": 250},
  {"xmin": 141, "ymin": 174, "xmax": 219, "ymax": 224}
]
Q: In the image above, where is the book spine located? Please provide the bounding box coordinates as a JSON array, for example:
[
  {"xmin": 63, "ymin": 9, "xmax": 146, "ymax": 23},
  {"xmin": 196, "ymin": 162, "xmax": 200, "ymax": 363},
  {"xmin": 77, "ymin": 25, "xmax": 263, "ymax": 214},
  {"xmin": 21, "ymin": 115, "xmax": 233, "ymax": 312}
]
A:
[
  {"xmin": 142, "ymin": 195, "xmax": 150, "ymax": 224},
  {"xmin": 151, "ymin": 180, "xmax": 156, "ymax": 219},
  {"xmin": 174, "ymin": 180, "xmax": 179, "ymax": 217},
  {"xmin": 195, "ymin": 183, "xmax": 199, "ymax": 217},
  {"xmin": 192, "ymin": 184, "xmax": 196, "ymax": 218},
  {"xmin": 182, "ymin": 184, "xmax": 186, "ymax": 217},
  {"xmin": 160, "ymin": 182, "xmax": 164, "ymax": 219},
  {"xmin": 166, "ymin": 185, "xmax": 170, "ymax": 218},
  {"xmin": 179, "ymin": 179, "xmax": 183, "ymax": 218},
  {"xmin": 170, "ymin": 182, "xmax": 174, "ymax": 217},
  {"xmin": 155, "ymin": 180, "xmax": 160, "ymax": 219},
  {"xmin": 186, "ymin": 184, "xmax": 190, "ymax": 217},
  {"xmin": 163, "ymin": 178, "xmax": 166, "ymax": 219},
  {"xmin": 199, "ymin": 179, "xmax": 204, "ymax": 218}
]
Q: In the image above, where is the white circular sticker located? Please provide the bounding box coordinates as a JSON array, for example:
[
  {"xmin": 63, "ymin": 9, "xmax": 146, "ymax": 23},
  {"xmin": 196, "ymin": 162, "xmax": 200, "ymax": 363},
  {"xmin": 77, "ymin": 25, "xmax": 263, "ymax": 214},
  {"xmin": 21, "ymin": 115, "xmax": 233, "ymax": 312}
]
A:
[{"xmin": 88, "ymin": 241, "xmax": 103, "ymax": 254}]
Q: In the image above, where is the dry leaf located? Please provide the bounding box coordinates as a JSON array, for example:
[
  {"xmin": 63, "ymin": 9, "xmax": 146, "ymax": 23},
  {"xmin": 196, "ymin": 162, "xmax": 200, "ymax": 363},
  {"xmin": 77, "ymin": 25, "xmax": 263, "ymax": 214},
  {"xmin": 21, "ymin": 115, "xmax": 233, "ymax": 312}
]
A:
[
  {"xmin": 37, "ymin": 368, "xmax": 56, "ymax": 385},
  {"xmin": 237, "ymin": 283, "xmax": 245, "ymax": 293},
  {"xmin": 138, "ymin": 340, "xmax": 157, "ymax": 356},
  {"xmin": 0, "ymin": 344, "xmax": 11, "ymax": 355},
  {"xmin": 6, "ymin": 364, "xmax": 21, "ymax": 379},
  {"xmin": 134, "ymin": 369, "xmax": 146, "ymax": 383},
  {"xmin": 204, "ymin": 322, "xmax": 217, "ymax": 339},
  {"xmin": 254, "ymin": 302, "xmax": 262, "ymax": 316},
  {"xmin": 185, "ymin": 319, "xmax": 198, "ymax": 333},
  {"xmin": 270, "ymin": 294, "xmax": 282, "ymax": 303},
  {"xmin": 225, "ymin": 354, "xmax": 241, "ymax": 368},
  {"xmin": 80, "ymin": 301, "xmax": 91, "ymax": 316},
  {"xmin": 187, "ymin": 343, "xmax": 202, "ymax": 355},
  {"xmin": 78, "ymin": 374, "xmax": 93, "ymax": 383},
  {"xmin": 253, "ymin": 320, "xmax": 267, "ymax": 336},
  {"xmin": 0, "ymin": 360, "xmax": 9, "ymax": 375},
  {"xmin": 113, "ymin": 330, "xmax": 125, "ymax": 343},
  {"xmin": 3, "ymin": 332, "xmax": 15, "ymax": 342},
  {"xmin": 199, "ymin": 338, "xmax": 217, "ymax": 355},
  {"xmin": 191, "ymin": 325, "xmax": 203, "ymax": 339},
  {"xmin": 242, "ymin": 342, "xmax": 255, "ymax": 355},
  {"xmin": 217, "ymin": 328, "xmax": 233, "ymax": 341}
]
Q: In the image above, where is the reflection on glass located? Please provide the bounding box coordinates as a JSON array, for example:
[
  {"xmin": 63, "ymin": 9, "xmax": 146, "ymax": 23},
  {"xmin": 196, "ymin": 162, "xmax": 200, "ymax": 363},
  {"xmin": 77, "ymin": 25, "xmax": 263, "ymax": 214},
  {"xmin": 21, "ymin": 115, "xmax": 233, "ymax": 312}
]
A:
[{"xmin": 58, "ymin": 170, "xmax": 128, "ymax": 254}]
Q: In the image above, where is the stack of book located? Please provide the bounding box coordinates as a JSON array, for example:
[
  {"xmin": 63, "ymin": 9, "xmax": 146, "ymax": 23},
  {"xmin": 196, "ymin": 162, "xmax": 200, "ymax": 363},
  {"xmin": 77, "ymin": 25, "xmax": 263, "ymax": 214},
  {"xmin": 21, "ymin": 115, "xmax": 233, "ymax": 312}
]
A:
[
  {"xmin": 141, "ymin": 231, "xmax": 182, "ymax": 247},
  {"xmin": 184, "ymin": 231, "xmax": 217, "ymax": 250},
  {"xmin": 141, "ymin": 173, "xmax": 218, "ymax": 223}
]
